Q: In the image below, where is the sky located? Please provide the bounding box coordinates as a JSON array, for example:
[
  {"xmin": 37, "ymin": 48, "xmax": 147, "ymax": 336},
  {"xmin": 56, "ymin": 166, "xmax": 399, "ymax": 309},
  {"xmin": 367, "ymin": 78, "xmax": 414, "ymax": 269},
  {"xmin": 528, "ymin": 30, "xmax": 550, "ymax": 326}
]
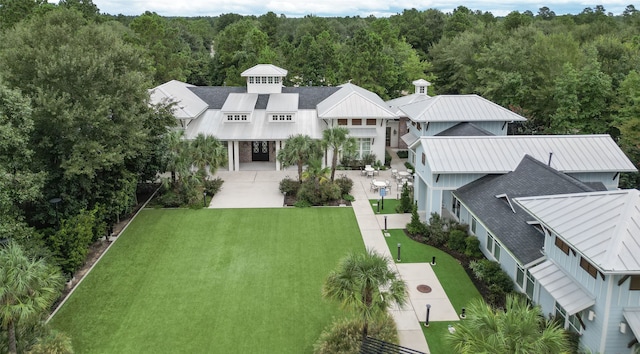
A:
[{"xmin": 84, "ymin": 0, "xmax": 635, "ymax": 18}]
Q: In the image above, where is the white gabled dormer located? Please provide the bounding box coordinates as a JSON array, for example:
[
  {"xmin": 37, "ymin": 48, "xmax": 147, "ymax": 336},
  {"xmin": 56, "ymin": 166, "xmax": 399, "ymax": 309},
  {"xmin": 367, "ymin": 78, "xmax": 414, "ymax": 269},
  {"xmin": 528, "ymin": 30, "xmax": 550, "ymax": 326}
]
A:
[
  {"xmin": 412, "ymin": 79, "xmax": 431, "ymax": 96},
  {"xmin": 241, "ymin": 64, "xmax": 287, "ymax": 94}
]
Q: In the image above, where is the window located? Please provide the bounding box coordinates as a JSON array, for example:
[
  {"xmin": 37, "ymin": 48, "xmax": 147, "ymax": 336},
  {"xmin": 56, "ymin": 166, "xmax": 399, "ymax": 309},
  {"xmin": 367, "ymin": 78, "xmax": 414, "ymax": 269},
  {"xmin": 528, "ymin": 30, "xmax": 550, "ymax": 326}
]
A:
[
  {"xmin": 286, "ymin": 114, "xmax": 292, "ymax": 121},
  {"xmin": 555, "ymin": 237, "xmax": 571, "ymax": 255},
  {"xmin": 337, "ymin": 119, "xmax": 347, "ymax": 126},
  {"xmin": 355, "ymin": 138, "xmax": 371, "ymax": 159},
  {"xmin": 452, "ymin": 197, "xmax": 460, "ymax": 218},
  {"xmin": 421, "ymin": 153, "xmax": 426, "ymax": 164},
  {"xmin": 580, "ymin": 257, "xmax": 598, "ymax": 279},
  {"xmin": 419, "ymin": 86, "xmax": 425, "ymax": 94},
  {"xmin": 516, "ymin": 265, "xmax": 535, "ymax": 298},
  {"xmin": 352, "ymin": 119, "xmax": 362, "ymax": 126},
  {"xmin": 261, "ymin": 77, "xmax": 267, "ymax": 84},
  {"xmin": 268, "ymin": 76, "xmax": 274, "ymax": 84},
  {"xmin": 366, "ymin": 119, "xmax": 376, "ymax": 126},
  {"xmin": 555, "ymin": 303, "xmax": 583, "ymax": 333},
  {"xmin": 487, "ymin": 233, "xmax": 500, "ymax": 261},
  {"xmin": 249, "ymin": 77, "xmax": 255, "ymax": 84},
  {"xmin": 471, "ymin": 217, "xmax": 477, "ymax": 234},
  {"xmin": 630, "ymin": 276, "xmax": 640, "ymax": 290}
]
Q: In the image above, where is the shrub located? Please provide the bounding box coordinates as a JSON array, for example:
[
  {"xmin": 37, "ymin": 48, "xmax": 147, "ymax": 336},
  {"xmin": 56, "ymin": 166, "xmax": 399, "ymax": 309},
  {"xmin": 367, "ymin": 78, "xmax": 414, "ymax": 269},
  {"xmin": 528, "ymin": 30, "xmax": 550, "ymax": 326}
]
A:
[
  {"xmin": 426, "ymin": 213, "xmax": 448, "ymax": 246},
  {"xmin": 203, "ymin": 177, "xmax": 224, "ymax": 196},
  {"xmin": 298, "ymin": 180, "xmax": 341, "ymax": 205},
  {"xmin": 361, "ymin": 153, "xmax": 376, "ymax": 166},
  {"xmin": 156, "ymin": 189, "xmax": 184, "ymax": 207},
  {"xmin": 384, "ymin": 150, "xmax": 391, "ymax": 166},
  {"xmin": 279, "ymin": 177, "xmax": 300, "ymax": 196},
  {"xmin": 406, "ymin": 204, "xmax": 427, "ymax": 236},
  {"xmin": 469, "ymin": 259, "xmax": 513, "ymax": 295},
  {"xmin": 396, "ymin": 150, "xmax": 408, "ymax": 158},
  {"xmin": 334, "ymin": 175, "xmax": 353, "ymax": 195},
  {"xmin": 448, "ymin": 229, "xmax": 467, "ymax": 252},
  {"xmin": 342, "ymin": 194, "xmax": 355, "ymax": 202},
  {"xmin": 464, "ymin": 236, "xmax": 484, "ymax": 258},
  {"xmin": 404, "ymin": 161, "xmax": 414, "ymax": 170},
  {"xmin": 395, "ymin": 184, "xmax": 413, "ymax": 213},
  {"xmin": 313, "ymin": 315, "xmax": 398, "ymax": 354},
  {"xmin": 294, "ymin": 200, "xmax": 312, "ymax": 208}
]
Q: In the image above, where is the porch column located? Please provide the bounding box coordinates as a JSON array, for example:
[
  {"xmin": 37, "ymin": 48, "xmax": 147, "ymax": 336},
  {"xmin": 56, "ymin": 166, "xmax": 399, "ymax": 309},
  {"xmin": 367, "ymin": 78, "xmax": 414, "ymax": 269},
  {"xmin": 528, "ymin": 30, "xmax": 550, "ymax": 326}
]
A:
[
  {"xmin": 227, "ymin": 140, "xmax": 234, "ymax": 171},
  {"xmin": 275, "ymin": 140, "xmax": 281, "ymax": 171},
  {"xmin": 233, "ymin": 141, "xmax": 240, "ymax": 171}
]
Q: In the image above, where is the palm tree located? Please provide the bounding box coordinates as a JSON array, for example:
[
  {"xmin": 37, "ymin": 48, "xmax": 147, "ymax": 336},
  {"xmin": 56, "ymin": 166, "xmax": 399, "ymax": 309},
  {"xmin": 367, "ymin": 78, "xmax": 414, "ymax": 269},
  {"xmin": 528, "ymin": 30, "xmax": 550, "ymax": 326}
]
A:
[
  {"xmin": 0, "ymin": 242, "xmax": 64, "ymax": 354},
  {"xmin": 277, "ymin": 134, "xmax": 323, "ymax": 182},
  {"xmin": 448, "ymin": 294, "xmax": 569, "ymax": 354},
  {"xmin": 164, "ymin": 130, "xmax": 190, "ymax": 184},
  {"xmin": 322, "ymin": 127, "xmax": 356, "ymax": 181},
  {"xmin": 322, "ymin": 249, "xmax": 407, "ymax": 339},
  {"xmin": 190, "ymin": 133, "xmax": 228, "ymax": 179}
]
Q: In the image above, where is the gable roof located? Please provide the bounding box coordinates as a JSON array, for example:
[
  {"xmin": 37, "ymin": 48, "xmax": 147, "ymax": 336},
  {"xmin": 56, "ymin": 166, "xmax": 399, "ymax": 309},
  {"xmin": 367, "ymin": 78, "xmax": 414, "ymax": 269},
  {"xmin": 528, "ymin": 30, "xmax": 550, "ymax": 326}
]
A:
[
  {"xmin": 317, "ymin": 83, "xmax": 397, "ymax": 119},
  {"xmin": 414, "ymin": 135, "xmax": 637, "ymax": 174},
  {"xmin": 454, "ymin": 155, "xmax": 596, "ymax": 265},
  {"xmin": 241, "ymin": 64, "xmax": 288, "ymax": 77},
  {"xmin": 386, "ymin": 94, "xmax": 431, "ymax": 115},
  {"xmin": 149, "ymin": 80, "xmax": 208, "ymax": 120},
  {"xmin": 188, "ymin": 86, "xmax": 339, "ymax": 110},
  {"xmin": 435, "ymin": 122, "xmax": 494, "ymax": 137},
  {"xmin": 399, "ymin": 95, "xmax": 527, "ymax": 123},
  {"xmin": 515, "ymin": 189, "xmax": 640, "ymax": 273}
]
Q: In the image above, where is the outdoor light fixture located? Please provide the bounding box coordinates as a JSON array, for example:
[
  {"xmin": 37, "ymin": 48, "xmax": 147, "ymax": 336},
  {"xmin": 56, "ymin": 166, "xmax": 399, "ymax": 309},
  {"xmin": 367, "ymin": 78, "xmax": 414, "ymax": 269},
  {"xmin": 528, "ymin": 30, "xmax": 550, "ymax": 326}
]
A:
[
  {"xmin": 397, "ymin": 243, "xmax": 401, "ymax": 262},
  {"xmin": 460, "ymin": 307, "xmax": 466, "ymax": 319},
  {"xmin": 431, "ymin": 256, "xmax": 436, "ymax": 265},
  {"xmin": 203, "ymin": 191, "xmax": 207, "ymax": 207},
  {"xmin": 425, "ymin": 304, "xmax": 431, "ymax": 327},
  {"xmin": 384, "ymin": 215, "xmax": 388, "ymax": 231}
]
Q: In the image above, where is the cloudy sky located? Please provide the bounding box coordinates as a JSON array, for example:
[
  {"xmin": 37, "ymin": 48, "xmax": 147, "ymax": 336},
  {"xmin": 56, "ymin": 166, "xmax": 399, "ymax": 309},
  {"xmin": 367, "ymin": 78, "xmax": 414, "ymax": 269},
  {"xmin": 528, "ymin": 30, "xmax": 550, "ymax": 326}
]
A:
[{"xmin": 86, "ymin": 0, "xmax": 633, "ymax": 18}]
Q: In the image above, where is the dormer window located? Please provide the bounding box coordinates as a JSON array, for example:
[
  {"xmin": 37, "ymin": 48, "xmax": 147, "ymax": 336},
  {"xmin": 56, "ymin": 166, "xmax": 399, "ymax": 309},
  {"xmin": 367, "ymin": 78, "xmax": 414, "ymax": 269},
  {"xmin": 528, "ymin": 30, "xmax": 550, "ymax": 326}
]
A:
[
  {"xmin": 227, "ymin": 114, "xmax": 248, "ymax": 121},
  {"xmin": 419, "ymin": 86, "xmax": 425, "ymax": 94},
  {"xmin": 270, "ymin": 114, "xmax": 294, "ymax": 122}
]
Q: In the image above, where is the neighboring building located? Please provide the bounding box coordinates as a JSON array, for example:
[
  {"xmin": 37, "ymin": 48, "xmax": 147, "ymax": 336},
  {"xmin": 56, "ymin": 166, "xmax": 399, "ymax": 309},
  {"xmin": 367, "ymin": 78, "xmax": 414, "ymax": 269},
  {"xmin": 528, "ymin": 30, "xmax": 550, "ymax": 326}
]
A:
[
  {"xmin": 150, "ymin": 64, "xmax": 397, "ymax": 171},
  {"xmin": 410, "ymin": 134, "xmax": 637, "ymax": 220},
  {"xmin": 515, "ymin": 189, "xmax": 640, "ymax": 354},
  {"xmin": 451, "ymin": 154, "xmax": 601, "ymax": 301}
]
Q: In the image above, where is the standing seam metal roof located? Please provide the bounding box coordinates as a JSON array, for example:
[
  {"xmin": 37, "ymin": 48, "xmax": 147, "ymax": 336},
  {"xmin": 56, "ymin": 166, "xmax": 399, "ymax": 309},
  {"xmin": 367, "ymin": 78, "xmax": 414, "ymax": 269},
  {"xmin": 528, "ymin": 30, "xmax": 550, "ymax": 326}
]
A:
[{"xmin": 399, "ymin": 95, "xmax": 527, "ymax": 123}]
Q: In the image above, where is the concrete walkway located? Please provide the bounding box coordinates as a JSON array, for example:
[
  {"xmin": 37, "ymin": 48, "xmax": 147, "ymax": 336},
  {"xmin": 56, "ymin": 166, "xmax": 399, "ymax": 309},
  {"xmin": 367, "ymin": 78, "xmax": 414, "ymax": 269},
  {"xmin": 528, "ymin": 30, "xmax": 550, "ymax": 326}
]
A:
[{"xmin": 210, "ymin": 150, "xmax": 458, "ymax": 352}]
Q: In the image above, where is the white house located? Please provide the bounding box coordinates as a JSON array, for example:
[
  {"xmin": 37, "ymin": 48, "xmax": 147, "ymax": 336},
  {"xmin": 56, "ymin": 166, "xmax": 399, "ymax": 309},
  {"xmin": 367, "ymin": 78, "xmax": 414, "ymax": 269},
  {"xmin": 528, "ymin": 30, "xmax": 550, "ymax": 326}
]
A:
[
  {"xmin": 515, "ymin": 189, "xmax": 640, "ymax": 353},
  {"xmin": 150, "ymin": 64, "xmax": 397, "ymax": 171}
]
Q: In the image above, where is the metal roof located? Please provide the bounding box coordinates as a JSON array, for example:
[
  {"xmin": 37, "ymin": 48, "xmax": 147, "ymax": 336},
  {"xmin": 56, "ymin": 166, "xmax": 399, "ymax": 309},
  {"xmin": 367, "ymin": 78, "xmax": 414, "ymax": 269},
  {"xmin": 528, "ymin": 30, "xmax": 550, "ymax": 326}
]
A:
[
  {"xmin": 415, "ymin": 135, "xmax": 637, "ymax": 174},
  {"xmin": 317, "ymin": 83, "xmax": 397, "ymax": 119},
  {"xmin": 623, "ymin": 308, "xmax": 640, "ymax": 339},
  {"xmin": 529, "ymin": 260, "xmax": 595, "ymax": 315},
  {"xmin": 453, "ymin": 155, "xmax": 596, "ymax": 265},
  {"xmin": 185, "ymin": 109, "xmax": 323, "ymax": 140},
  {"xmin": 514, "ymin": 189, "xmax": 640, "ymax": 273},
  {"xmin": 266, "ymin": 93, "xmax": 298, "ymax": 112},
  {"xmin": 221, "ymin": 93, "xmax": 258, "ymax": 113},
  {"xmin": 435, "ymin": 122, "xmax": 494, "ymax": 136},
  {"xmin": 386, "ymin": 94, "xmax": 431, "ymax": 116},
  {"xmin": 149, "ymin": 80, "xmax": 208, "ymax": 120},
  {"xmin": 412, "ymin": 79, "xmax": 431, "ymax": 87},
  {"xmin": 401, "ymin": 132, "xmax": 419, "ymax": 146},
  {"xmin": 241, "ymin": 64, "xmax": 288, "ymax": 77},
  {"xmin": 399, "ymin": 94, "xmax": 527, "ymax": 123},
  {"xmin": 347, "ymin": 128, "xmax": 377, "ymax": 138}
]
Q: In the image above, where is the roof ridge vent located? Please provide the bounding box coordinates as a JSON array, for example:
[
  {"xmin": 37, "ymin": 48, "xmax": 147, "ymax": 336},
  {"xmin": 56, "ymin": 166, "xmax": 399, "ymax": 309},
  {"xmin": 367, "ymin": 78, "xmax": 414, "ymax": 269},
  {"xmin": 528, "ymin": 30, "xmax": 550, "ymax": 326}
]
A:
[{"xmin": 495, "ymin": 193, "xmax": 516, "ymax": 213}]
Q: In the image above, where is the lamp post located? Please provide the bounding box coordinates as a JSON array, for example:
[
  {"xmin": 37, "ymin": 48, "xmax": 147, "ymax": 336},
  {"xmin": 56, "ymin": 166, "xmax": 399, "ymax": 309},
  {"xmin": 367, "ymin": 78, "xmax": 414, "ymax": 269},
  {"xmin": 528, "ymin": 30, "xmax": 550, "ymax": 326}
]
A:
[
  {"xmin": 397, "ymin": 243, "xmax": 401, "ymax": 262},
  {"xmin": 384, "ymin": 215, "xmax": 388, "ymax": 231},
  {"xmin": 425, "ymin": 304, "xmax": 431, "ymax": 327},
  {"xmin": 203, "ymin": 191, "xmax": 207, "ymax": 208}
]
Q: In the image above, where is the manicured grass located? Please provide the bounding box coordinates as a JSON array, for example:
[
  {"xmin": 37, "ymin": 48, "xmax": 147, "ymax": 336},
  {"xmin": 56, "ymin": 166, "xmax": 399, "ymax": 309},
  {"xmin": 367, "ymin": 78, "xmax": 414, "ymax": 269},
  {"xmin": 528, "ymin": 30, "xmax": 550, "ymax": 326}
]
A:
[
  {"xmin": 383, "ymin": 229, "xmax": 481, "ymax": 354},
  {"xmin": 368, "ymin": 198, "xmax": 404, "ymax": 215},
  {"xmin": 50, "ymin": 208, "xmax": 364, "ymax": 354}
]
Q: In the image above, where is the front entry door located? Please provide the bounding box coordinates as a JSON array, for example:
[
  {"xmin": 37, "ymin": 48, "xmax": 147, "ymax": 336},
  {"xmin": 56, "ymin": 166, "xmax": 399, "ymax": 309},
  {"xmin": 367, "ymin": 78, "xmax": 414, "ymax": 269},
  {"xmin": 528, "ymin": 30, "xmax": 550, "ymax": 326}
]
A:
[{"xmin": 252, "ymin": 141, "xmax": 269, "ymax": 161}]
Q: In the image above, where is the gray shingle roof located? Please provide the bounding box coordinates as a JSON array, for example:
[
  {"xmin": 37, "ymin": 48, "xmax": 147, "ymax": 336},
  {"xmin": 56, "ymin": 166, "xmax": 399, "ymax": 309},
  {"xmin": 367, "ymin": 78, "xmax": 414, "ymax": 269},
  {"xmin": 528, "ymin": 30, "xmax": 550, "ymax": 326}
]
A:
[
  {"xmin": 189, "ymin": 86, "xmax": 340, "ymax": 110},
  {"xmin": 454, "ymin": 155, "xmax": 596, "ymax": 265},
  {"xmin": 435, "ymin": 122, "xmax": 494, "ymax": 136}
]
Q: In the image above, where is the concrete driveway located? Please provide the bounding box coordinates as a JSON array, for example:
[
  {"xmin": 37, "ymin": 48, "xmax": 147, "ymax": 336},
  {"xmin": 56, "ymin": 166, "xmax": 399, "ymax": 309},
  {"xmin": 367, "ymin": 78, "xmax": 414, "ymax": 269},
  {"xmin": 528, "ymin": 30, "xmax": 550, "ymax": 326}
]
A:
[{"xmin": 209, "ymin": 170, "xmax": 290, "ymax": 208}]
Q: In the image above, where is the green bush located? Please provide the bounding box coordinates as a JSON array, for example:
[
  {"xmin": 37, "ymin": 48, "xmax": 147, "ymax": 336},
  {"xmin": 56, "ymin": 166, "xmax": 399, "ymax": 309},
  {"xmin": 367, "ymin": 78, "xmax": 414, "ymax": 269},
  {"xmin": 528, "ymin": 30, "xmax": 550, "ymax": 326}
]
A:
[
  {"xmin": 361, "ymin": 153, "xmax": 376, "ymax": 166},
  {"xmin": 395, "ymin": 185, "xmax": 413, "ymax": 213},
  {"xmin": 448, "ymin": 229, "xmax": 467, "ymax": 252},
  {"xmin": 203, "ymin": 177, "xmax": 224, "ymax": 196},
  {"xmin": 404, "ymin": 161, "xmax": 414, "ymax": 170},
  {"xmin": 426, "ymin": 213, "xmax": 448, "ymax": 246},
  {"xmin": 313, "ymin": 315, "xmax": 398, "ymax": 354},
  {"xmin": 279, "ymin": 177, "xmax": 301, "ymax": 196},
  {"xmin": 406, "ymin": 204, "xmax": 427, "ymax": 236},
  {"xmin": 396, "ymin": 150, "xmax": 408, "ymax": 158},
  {"xmin": 298, "ymin": 180, "xmax": 341, "ymax": 205},
  {"xmin": 47, "ymin": 208, "xmax": 99, "ymax": 275},
  {"xmin": 334, "ymin": 175, "xmax": 353, "ymax": 195},
  {"xmin": 342, "ymin": 194, "xmax": 355, "ymax": 202},
  {"xmin": 469, "ymin": 259, "xmax": 513, "ymax": 294},
  {"xmin": 156, "ymin": 189, "xmax": 184, "ymax": 207},
  {"xmin": 294, "ymin": 200, "xmax": 312, "ymax": 208},
  {"xmin": 464, "ymin": 236, "xmax": 484, "ymax": 258}
]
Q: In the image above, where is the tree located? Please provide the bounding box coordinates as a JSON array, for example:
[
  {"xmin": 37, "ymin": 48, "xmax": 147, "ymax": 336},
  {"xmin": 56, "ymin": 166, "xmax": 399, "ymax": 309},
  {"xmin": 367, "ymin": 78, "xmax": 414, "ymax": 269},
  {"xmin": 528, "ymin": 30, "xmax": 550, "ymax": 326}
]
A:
[
  {"xmin": 322, "ymin": 249, "xmax": 407, "ymax": 339},
  {"xmin": 322, "ymin": 127, "xmax": 355, "ymax": 181},
  {"xmin": 277, "ymin": 134, "xmax": 322, "ymax": 182},
  {"xmin": 0, "ymin": 242, "xmax": 64, "ymax": 354},
  {"xmin": 448, "ymin": 294, "xmax": 569, "ymax": 354},
  {"xmin": 190, "ymin": 133, "xmax": 228, "ymax": 179}
]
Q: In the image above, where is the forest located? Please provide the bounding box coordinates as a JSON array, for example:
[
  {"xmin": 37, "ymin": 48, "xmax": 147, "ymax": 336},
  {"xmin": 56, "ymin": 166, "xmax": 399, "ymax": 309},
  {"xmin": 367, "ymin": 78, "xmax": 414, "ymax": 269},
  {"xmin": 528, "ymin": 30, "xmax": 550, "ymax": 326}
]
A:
[{"xmin": 0, "ymin": 0, "xmax": 639, "ymax": 352}]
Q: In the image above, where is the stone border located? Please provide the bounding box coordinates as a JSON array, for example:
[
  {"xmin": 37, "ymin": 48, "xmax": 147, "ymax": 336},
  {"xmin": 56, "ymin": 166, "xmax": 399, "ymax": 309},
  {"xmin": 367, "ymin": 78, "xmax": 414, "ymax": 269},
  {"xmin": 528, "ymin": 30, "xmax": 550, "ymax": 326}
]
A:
[{"xmin": 46, "ymin": 187, "xmax": 160, "ymax": 323}]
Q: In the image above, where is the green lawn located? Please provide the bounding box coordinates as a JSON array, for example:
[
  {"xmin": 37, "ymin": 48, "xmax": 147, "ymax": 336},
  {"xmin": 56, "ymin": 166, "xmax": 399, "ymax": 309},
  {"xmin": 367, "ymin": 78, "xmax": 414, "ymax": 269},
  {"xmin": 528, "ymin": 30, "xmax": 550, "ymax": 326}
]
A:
[
  {"xmin": 368, "ymin": 198, "xmax": 404, "ymax": 214},
  {"xmin": 50, "ymin": 208, "xmax": 364, "ymax": 354},
  {"xmin": 383, "ymin": 229, "xmax": 482, "ymax": 354}
]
